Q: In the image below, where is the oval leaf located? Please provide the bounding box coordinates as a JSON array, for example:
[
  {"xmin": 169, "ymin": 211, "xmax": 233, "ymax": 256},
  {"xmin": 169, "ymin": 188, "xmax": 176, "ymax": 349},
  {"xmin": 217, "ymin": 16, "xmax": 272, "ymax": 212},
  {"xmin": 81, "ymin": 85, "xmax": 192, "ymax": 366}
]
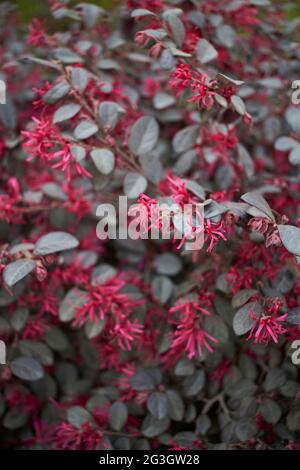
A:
[
  {"xmin": 124, "ymin": 172, "xmax": 147, "ymax": 199},
  {"xmin": 197, "ymin": 39, "xmax": 218, "ymax": 64},
  {"xmin": 3, "ymin": 260, "xmax": 36, "ymax": 287},
  {"xmin": 109, "ymin": 402, "xmax": 128, "ymax": 431},
  {"xmin": 74, "ymin": 120, "xmax": 99, "ymax": 140},
  {"xmin": 147, "ymin": 392, "xmax": 169, "ymax": 419},
  {"xmin": 34, "ymin": 231, "xmax": 79, "ymax": 255},
  {"xmin": 233, "ymin": 301, "xmax": 262, "ymax": 336},
  {"xmin": 90, "ymin": 148, "xmax": 115, "ymax": 175},
  {"xmin": 10, "ymin": 357, "xmax": 44, "ymax": 381},
  {"xmin": 128, "ymin": 116, "xmax": 159, "ymax": 156},
  {"xmin": 53, "ymin": 103, "xmax": 81, "ymax": 123},
  {"xmin": 278, "ymin": 225, "xmax": 300, "ymax": 256}
]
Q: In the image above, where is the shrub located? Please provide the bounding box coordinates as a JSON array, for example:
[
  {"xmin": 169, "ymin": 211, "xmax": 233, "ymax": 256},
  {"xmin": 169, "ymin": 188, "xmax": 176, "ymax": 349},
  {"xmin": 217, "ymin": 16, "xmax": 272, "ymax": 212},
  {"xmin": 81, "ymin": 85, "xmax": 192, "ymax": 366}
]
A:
[{"xmin": 0, "ymin": 0, "xmax": 300, "ymax": 450}]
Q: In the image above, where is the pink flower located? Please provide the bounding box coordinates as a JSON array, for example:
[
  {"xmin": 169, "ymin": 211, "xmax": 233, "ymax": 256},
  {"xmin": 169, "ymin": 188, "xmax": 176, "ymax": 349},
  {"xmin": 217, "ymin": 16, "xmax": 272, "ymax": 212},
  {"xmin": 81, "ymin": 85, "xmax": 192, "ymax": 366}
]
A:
[
  {"xmin": 27, "ymin": 19, "xmax": 47, "ymax": 46},
  {"xmin": 204, "ymin": 219, "xmax": 227, "ymax": 252},
  {"xmin": 54, "ymin": 422, "xmax": 105, "ymax": 450},
  {"xmin": 73, "ymin": 275, "xmax": 143, "ymax": 351},
  {"xmin": 168, "ymin": 63, "xmax": 192, "ymax": 96},
  {"xmin": 172, "ymin": 322, "xmax": 218, "ymax": 359},
  {"xmin": 73, "ymin": 276, "xmax": 129, "ymax": 325},
  {"xmin": 170, "ymin": 296, "xmax": 218, "ymax": 359},
  {"xmin": 189, "ymin": 74, "xmax": 216, "ymax": 110},
  {"xmin": 247, "ymin": 302, "xmax": 288, "ymax": 345},
  {"xmin": 169, "ymin": 64, "xmax": 217, "ymax": 110},
  {"xmin": 22, "ymin": 117, "xmax": 91, "ymax": 180},
  {"xmin": 21, "ymin": 317, "xmax": 48, "ymax": 341},
  {"xmin": 113, "ymin": 319, "xmax": 144, "ymax": 351}
]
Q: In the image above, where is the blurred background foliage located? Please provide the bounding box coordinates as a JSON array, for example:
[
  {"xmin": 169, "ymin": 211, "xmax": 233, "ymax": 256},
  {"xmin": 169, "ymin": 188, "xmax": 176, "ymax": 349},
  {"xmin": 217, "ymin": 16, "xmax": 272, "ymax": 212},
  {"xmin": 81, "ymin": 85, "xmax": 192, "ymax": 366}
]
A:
[
  {"xmin": 5, "ymin": 0, "xmax": 117, "ymax": 23},
  {"xmin": 1, "ymin": 0, "xmax": 300, "ymax": 23}
]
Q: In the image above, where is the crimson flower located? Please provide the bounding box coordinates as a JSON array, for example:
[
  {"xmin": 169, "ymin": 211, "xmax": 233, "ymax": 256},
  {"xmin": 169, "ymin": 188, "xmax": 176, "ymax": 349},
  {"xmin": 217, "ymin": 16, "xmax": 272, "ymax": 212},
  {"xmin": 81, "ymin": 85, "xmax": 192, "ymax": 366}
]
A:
[
  {"xmin": 54, "ymin": 422, "xmax": 106, "ymax": 450},
  {"xmin": 204, "ymin": 220, "xmax": 227, "ymax": 252},
  {"xmin": 247, "ymin": 305, "xmax": 288, "ymax": 345},
  {"xmin": 170, "ymin": 297, "xmax": 218, "ymax": 359},
  {"xmin": 22, "ymin": 117, "xmax": 91, "ymax": 180}
]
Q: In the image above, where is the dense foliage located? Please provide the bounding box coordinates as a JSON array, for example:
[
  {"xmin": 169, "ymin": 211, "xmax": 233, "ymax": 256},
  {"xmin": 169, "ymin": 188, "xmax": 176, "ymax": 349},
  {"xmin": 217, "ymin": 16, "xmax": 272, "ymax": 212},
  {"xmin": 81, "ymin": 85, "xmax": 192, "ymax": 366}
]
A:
[{"xmin": 0, "ymin": 0, "xmax": 300, "ymax": 450}]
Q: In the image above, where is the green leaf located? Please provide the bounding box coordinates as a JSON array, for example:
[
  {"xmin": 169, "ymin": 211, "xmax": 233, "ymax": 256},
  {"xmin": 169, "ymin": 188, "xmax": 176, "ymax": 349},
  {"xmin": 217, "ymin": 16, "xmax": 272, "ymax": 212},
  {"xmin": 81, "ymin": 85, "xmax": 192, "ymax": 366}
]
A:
[
  {"xmin": 77, "ymin": 3, "xmax": 106, "ymax": 28},
  {"xmin": 123, "ymin": 172, "xmax": 147, "ymax": 199},
  {"xmin": 263, "ymin": 368, "xmax": 287, "ymax": 392},
  {"xmin": 109, "ymin": 402, "xmax": 128, "ymax": 431},
  {"xmin": 53, "ymin": 103, "xmax": 81, "ymax": 123},
  {"xmin": 151, "ymin": 276, "xmax": 173, "ymax": 304},
  {"xmin": 59, "ymin": 288, "xmax": 88, "ymax": 322},
  {"xmin": 235, "ymin": 418, "xmax": 257, "ymax": 441},
  {"xmin": 74, "ymin": 120, "xmax": 99, "ymax": 140},
  {"xmin": 197, "ymin": 38, "xmax": 218, "ymax": 64},
  {"xmin": 241, "ymin": 191, "xmax": 274, "ymax": 220},
  {"xmin": 19, "ymin": 340, "xmax": 54, "ymax": 365},
  {"xmin": 130, "ymin": 370, "xmax": 155, "ymax": 391},
  {"xmin": 285, "ymin": 107, "xmax": 300, "ymax": 133},
  {"xmin": 43, "ymin": 81, "xmax": 70, "ymax": 104},
  {"xmin": 147, "ymin": 392, "xmax": 169, "ymax": 419},
  {"xmin": 233, "ymin": 301, "xmax": 262, "ymax": 336},
  {"xmin": 232, "ymin": 289, "xmax": 258, "ymax": 308},
  {"xmin": 278, "ymin": 225, "xmax": 300, "ymax": 256},
  {"xmin": 84, "ymin": 319, "xmax": 106, "ymax": 339},
  {"xmin": 153, "ymin": 92, "xmax": 176, "ymax": 110},
  {"xmin": 10, "ymin": 357, "xmax": 44, "ymax": 381},
  {"xmin": 182, "ymin": 370, "xmax": 205, "ymax": 397},
  {"xmin": 10, "ymin": 308, "xmax": 29, "ymax": 332},
  {"xmin": 142, "ymin": 415, "xmax": 170, "ymax": 438},
  {"xmin": 174, "ymin": 358, "xmax": 195, "ymax": 377},
  {"xmin": 154, "ymin": 253, "xmax": 183, "ymax": 276},
  {"xmin": 54, "ymin": 48, "xmax": 83, "ymax": 64},
  {"xmin": 228, "ymin": 378, "xmax": 258, "ymax": 399},
  {"xmin": 258, "ymin": 399, "xmax": 281, "ymax": 424},
  {"xmin": 131, "ymin": 9, "xmax": 156, "ymax": 18},
  {"xmin": 172, "ymin": 125, "xmax": 199, "ymax": 154},
  {"xmin": 217, "ymin": 73, "xmax": 244, "ymax": 86},
  {"xmin": 288, "ymin": 145, "xmax": 300, "ymax": 165},
  {"xmin": 196, "ymin": 415, "xmax": 211, "ymax": 435},
  {"xmin": 34, "ymin": 231, "xmax": 79, "ymax": 255},
  {"xmin": 166, "ymin": 389, "xmax": 184, "ymax": 421},
  {"xmin": 45, "ymin": 327, "xmax": 70, "ymax": 351},
  {"xmin": 3, "ymin": 409, "xmax": 28, "ymax": 430},
  {"xmin": 128, "ymin": 116, "xmax": 159, "ymax": 156},
  {"xmin": 164, "ymin": 11, "xmax": 185, "ymax": 47},
  {"xmin": 90, "ymin": 148, "xmax": 115, "ymax": 175},
  {"xmin": 42, "ymin": 183, "xmax": 67, "ymax": 201},
  {"xmin": 70, "ymin": 67, "xmax": 89, "ymax": 92},
  {"xmin": 185, "ymin": 180, "xmax": 206, "ymax": 201},
  {"xmin": 275, "ymin": 136, "xmax": 298, "ymax": 151},
  {"xmin": 0, "ymin": 95, "xmax": 17, "ymax": 129},
  {"xmin": 70, "ymin": 145, "xmax": 86, "ymax": 162},
  {"xmin": 286, "ymin": 307, "xmax": 300, "ymax": 324},
  {"xmin": 231, "ymin": 95, "xmax": 246, "ymax": 115},
  {"xmin": 98, "ymin": 101, "xmax": 124, "ymax": 130},
  {"xmin": 237, "ymin": 144, "xmax": 254, "ymax": 179},
  {"xmin": 67, "ymin": 406, "xmax": 92, "ymax": 428},
  {"xmin": 217, "ymin": 24, "xmax": 236, "ymax": 48},
  {"xmin": 3, "ymin": 259, "xmax": 36, "ymax": 287}
]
